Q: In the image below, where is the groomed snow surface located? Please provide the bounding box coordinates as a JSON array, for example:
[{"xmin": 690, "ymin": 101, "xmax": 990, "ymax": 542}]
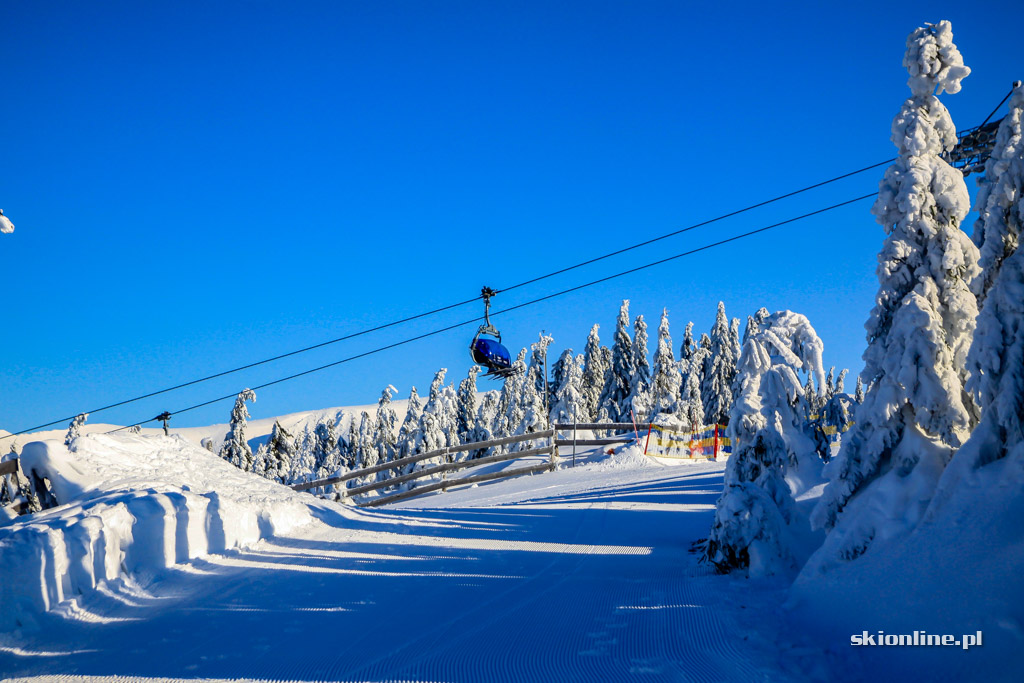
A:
[{"xmin": 0, "ymin": 433, "xmax": 1017, "ymax": 682}]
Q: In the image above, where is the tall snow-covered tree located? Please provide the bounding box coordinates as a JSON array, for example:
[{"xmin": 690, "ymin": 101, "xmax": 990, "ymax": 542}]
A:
[
  {"xmin": 494, "ymin": 349, "xmax": 528, "ymax": 441},
  {"xmin": 220, "ymin": 389, "xmax": 256, "ymax": 471},
  {"xmin": 625, "ymin": 314, "xmax": 652, "ymax": 420},
  {"xmin": 528, "ymin": 332, "xmax": 554, "ymax": 409},
  {"xmin": 808, "ymin": 22, "xmax": 979, "ymax": 567},
  {"xmin": 264, "ymin": 420, "xmax": 296, "ymax": 483},
  {"xmin": 598, "ymin": 300, "xmax": 635, "ymax": 423},
  {"xmin": 456, "ymin": 368, "xmax": 479, "ymax": 447},
  {"xmin": 854, "ymin": 376, "xmax": 865, "ymax": 404},
  {"xmin": 933, "ymin": 168, "xmax": 1024, "ymax": 497},
  {"xmin": 313, "ymin": 419, "xmax": 340, "ymax": 479},
  {"xmin": 705, "ymin": 311, "xmax": 826, "ymax": 576},
  {"xmin": 550, "ymin": 351, "xmax": 585, "ymax": 425},
  {"xmin": 397, "ymin": 386, "xmax": 423, "ymax": 458},
  {"xmin": 374, "ymin": 385, "xmax": 399, "ymax": 466},
  {"xmin": 65, "ymin": 413, "xmax": 88, "ymax": 450},
  {"xmin": 970, "ymin": 81, "xmax": 1024, "ymax": 304},
  {"xmin": 580, "ymin": 325, "xmax": 607, "ymax": 422},
  {"xmin": 743, "ymin": 307, "xmax": 770, "ymax": 345},
  {"xmin": 680, "ymin": 321, "xmax": 695, "ymax": 364},
  {"xmin": 702, "ymin": 302, "xmax": 737, "ymax": 426},
  {"xmin": 650, "ymin": 309, "xmax": 681, "ymax": 421},
  {"xmin": 680, "ymin": 347, "xmax": 707, "ymax": 432}
]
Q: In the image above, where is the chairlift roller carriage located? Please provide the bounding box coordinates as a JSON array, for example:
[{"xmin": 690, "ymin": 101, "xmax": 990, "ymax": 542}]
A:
[{"xmin": 470, "ymin": 287, "xmax": 521, "ymax": 380}]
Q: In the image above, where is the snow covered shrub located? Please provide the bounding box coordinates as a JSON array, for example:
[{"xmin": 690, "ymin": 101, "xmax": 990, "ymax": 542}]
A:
[
  {"xmin": 806, "ymin": 21, "xmax": 979, "ymax": 570},
  {"xmin": 705, "ymin": 311, "xmax": 826, "ymax": 577},
  {"xmin": 64, "ymin": 413, "xmax": 88, "ymax": 450}
]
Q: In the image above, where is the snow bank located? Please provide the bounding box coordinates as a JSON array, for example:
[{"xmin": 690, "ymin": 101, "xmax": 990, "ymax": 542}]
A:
[{"xmin": 0, "ymin": 433, "xmax": 333, "ymax": 632}]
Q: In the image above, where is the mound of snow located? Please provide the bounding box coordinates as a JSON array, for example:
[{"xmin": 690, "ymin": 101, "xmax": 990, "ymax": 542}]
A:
[{"xmin": 0, "ymin": 433, "xmax": 335, "ymax": 632}]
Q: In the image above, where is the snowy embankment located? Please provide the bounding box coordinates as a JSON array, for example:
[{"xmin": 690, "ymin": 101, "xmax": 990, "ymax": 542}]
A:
[{"xmin": 0, "ymin": 433, "xmax": 335, "ymax": 632}]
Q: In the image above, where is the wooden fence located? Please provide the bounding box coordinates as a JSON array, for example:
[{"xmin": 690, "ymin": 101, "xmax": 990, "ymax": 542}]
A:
[
  {"xmin": 291, "ymin": 429, "xmax": 558, "ymax": 507},
  {"xmin": 0, "ymin": 458, "xmax": 18, "ymax": 477}
]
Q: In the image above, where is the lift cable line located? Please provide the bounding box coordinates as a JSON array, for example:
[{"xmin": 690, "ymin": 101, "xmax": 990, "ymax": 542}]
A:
[
  {"xmin": 0, "ymin": 164, "xmax": 892, "ymax": 442},
  {"xmin": 3, "ymin": 88, "xmax": 1013, "ymax": 440},
  {"xmin": 102, "ymin": 192, "xmax": 876, "ymax": 433}
]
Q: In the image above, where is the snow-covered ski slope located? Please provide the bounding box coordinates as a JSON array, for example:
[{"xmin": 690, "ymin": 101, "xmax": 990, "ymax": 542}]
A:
[{"xmin": 0, "ymin": 433, "xmax": 822, "ymax": 682}]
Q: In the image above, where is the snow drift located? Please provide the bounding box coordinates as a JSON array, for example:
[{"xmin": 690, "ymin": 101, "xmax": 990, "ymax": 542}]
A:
[{"xmin": 0, "ymin": 433, "xmax": 333, "ymax": 631}]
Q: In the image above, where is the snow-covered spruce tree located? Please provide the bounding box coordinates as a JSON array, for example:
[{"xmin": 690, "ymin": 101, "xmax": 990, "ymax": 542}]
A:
[
  {"xmin": 808, "ymin": 22, "xmax": 979, "ymax": 564},
  {"xmin": 932, "ymin": 97, "xmax": 1024, "ymax": 496},
  {"xmin": 680, "ymin": 321, "xmax": 695, "ymax": 364},
  {"xmin": 397, "ymin": 386, "xmax": 423, "ymax": 459},
  {"xmin": 251, "ymin": 444, "xmax": 268, "ymax": 478},
  {"xmin": 64, "ymin": 413, "xmax": 88, "ymax": 450},
  {"xmin": 469, "ymin": 390, "xmax": 499, "ymax": 459},
  {"xmin": 680, "ymin": 347, "xmax": 707, "ymax": 432},
  {"xmin": 265, "ymin": 420, "xmax": 296, "ymax": 483},
  {"xmin": 550, "ymin": 351, "xmax": 585, "ymax": 425},
  {"xmin": 580, "ymin": 325, "xmax": 607, "ymax": 422},
  {"xmin": 373, "ymin": 385, "xmax": 399, "ymax": 468},
  {"xmin": 220, "ymin": 389, "xmax": 257, "ymax": 471},
  {"xmin": 456, "ymin": 368, "xmax": 479, "ymax": 449},
  {"xmin": 598, "ymin": 300, "xmax": 635, "ymax": 424},
  {"xmin": 494, "ymin": 349, "xmax": 528, "ymax": 443},
  {"xmin": 729, "ymin": 317, "xmax": 742, "ymax": 363},
  {"xmin": 701, "ymin": 302, "xmax": 737, "ymax": 427},
  {"xmin": 743, "ymin": 307, "xmax": 770, "ymax": 345},
  {"xmin": 624, "ymin": 314, "xmax": 652, "ymax": 421},
  {"xmin": 854, "ymin": 376, "xmax": 865, "ymax": 404},
  {"xmin": 313, "ymin": 419, "xmax": 340, "ymax": 480},
  {"xmin": 705, "ymin": 311, "xmax": 826, "ymax": 576},
  {"xmin": 650, "ymin": 309, "xmax": 682, "ymax": 421},
  {"xmin": 970, "ymin": 82, "xmax": 1024, "ymax": 304},
  {"xmin": 355, "ymin": 411, "xmax": 377, "ymax": 471},
  {"xmin": 415, "ymin": 369, "xmax": 459, "ymax": 468},
  {"xmin": 528, "ymin": 332, "xmax": 554, "ymax": 408}
]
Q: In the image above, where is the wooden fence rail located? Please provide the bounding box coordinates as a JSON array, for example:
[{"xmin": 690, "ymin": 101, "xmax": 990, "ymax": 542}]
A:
[
  {"xmin": 361, "ymin": 462, "xmax": 554, "ymax": 508},
  {"xmin": 0, "ymin": 458, "xmax": 19, "ymax": 477},
  {"xmin": 291, "ymin": 428, "xmax": 555, "ymax": 493}
]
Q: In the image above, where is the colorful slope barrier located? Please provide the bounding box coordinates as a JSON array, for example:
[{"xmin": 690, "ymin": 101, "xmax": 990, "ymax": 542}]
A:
[{"xmin": 644, "ymin": 423, "xmax": 732, "ymax": 460}]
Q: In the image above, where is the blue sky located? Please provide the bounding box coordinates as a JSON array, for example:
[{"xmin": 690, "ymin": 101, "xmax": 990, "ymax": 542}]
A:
[{"xmin": 3, "ymin": 1, "xmax": 1022, "ymax": 432}]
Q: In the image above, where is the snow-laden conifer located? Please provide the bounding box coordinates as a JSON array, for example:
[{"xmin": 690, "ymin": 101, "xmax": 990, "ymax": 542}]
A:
[
  {"xmin": 680, "ymin": 348, "xmax": 706, "ymax": 432},
  {"xmin": 705, "ymin": 311, "xmax": 826, "ymax": 576},
  {"xmin": 580, "ymin": 325, "xmax": 607, "ymax": 422},
  {"xmin": 397, "ymin": 386, "xmax": 423, "ymax": 458},
  {"xmin": 971, "ymin": 87, "xmax": 1024, "ymax": 302},
  {"xmin": 373, "ymin": 385, "xmax": 399, "ymax": 467},
  {"xmin": 808, "ymin": 22, "xmax": 979, "ymax": 564},
  {"xmin": 550, "ymin": 351, "xmax": 585, "ymax": 425},
  {"xmin": 680, "ymin": 321, "xmax": 695, "ymax": 364},
  {"xmin": 701, "ymin": 302, "xmax": 737, "ymax": 426},
  {"xmin": 854, "ymin": 376, "xmax": 865, "ymax": 404},
  {"xmin": 65, "ymin": 413, "xmax": 88, "ymax": 450},
  {"xmin": 265, "ymin": 420, "xmax": 295, "ymax": 483},
  {"xmin": 418, "ymin": 369, "xmax": 457, "ymax": 460},
  {"xmin": 598, "ymin": 300, "xmax": 635, "ymax": 423},
  {"xmin": 456, "ymin": 368, "xmax": 479, "ymax": 448},
  {"xmin": 624, "ymin": 314, "xmax": 652, "ymax": 421},
  {"xmin": 220, "ymin": 389, "xmax": 256, "ymax": 471},
  {"xmin": 650, "ymin": 309, "xmax": 681, "ymax": 421}
]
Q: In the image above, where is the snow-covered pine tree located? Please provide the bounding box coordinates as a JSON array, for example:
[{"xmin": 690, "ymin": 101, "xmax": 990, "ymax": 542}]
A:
[
  {"xmin": 597, "ymin": 300, "xmax": 635, "ymax": 424},
  {"xmin": 374, "ymin": 385, "xmax": 399, "ymax": 467},
  {"xmin": 824, "ymin": 367, "xmax": 836, "ymax": 402},
  {"xmin": 355, "ymin": 411, "xmax": 376, "ymax": 470},
  {"xmin": 550, "ymin": 351, "xmax": 585, "ymax": 425},
  {"xmin": 680, "ymin": 347, "xmax": 707, "ymax": 432},
  {"xmin": 313, "ymin": 419, "xmax": 339, "ymax": 480},
  {"xmin": 456, "ymin": 367, "xmax": 479, "ymax": 449},
  {"xmin": 835, "ymin": 368, "xmax": 847, "ymax": 395},
  {"xmin": 729, "ymin": 317, "xmax": 741, "ymax": 363},
  {"xmin": 970, "ymin": 82, "xmax": 1024, "ymax": 304},
  {"xmin": 681, "ymin": 321, "xmax": 695, "ymax": 364},
  {"xmin": 494, "ymin": 349, "xmax": 528, "ymax": 442},
  {"xmin": 624, "ymin": 314, "xmax": 652, "ymax": 421},
  {"xmin": 701, "ymin": 302, "xmax": 737, "ymax": 427},
  {"xmin": 705, "ymin": 311, "xmax": 826, "ymax": 576},
  {"xmin": 64, "ymin": 413, "xmax": 88, "ymax": 450},
  {"xmin": 854, "ymin": 376, "xmax": 865, "ymax": 404},
  {"xmin": 743, "ymin": 307, "xmax": 770, "ymax": 345},
  {"xmin": 251, "ymin": 444, "xmax": 268, "ymax": 478},
  {"xmin": 580, "ymin": 325, "xmax": 607, "ymax": 422},
  {"xmin": 528, "ymin": 332, "xmax": 553, "ymax": 408},
  {"xmin": 469, "ymin": 390, "xmax": 499, "ymax": 459},
  {"xmin": 650, "ymin": 309, "xmax": 682, "ymax": 421},
  {"xmin": 416, "ymin": 369, "xmax": 459, "ymax": 467},
  {"xmin": 220, "ymin": 389, "xmax": 256, "ymax": 471},
  {"xmin": 397, "ymin": 386, "xmax": 423, "ymax": 459},
  {"xmin": 513, "ymin": 362, "xmax": 547, "ymax": 449},
  {"xmin": 808, "ymin": 22, "xmax": 979, "ymax": 566},
  {"xmin": 265, "ymin": 420, "xmax": 296, "ymax": 483}
]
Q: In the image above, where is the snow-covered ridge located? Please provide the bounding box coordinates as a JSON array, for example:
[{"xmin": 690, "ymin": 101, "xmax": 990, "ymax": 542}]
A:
[{"xmin": 0, "ymin": 433, "xmax": 336, "ymax": 632}]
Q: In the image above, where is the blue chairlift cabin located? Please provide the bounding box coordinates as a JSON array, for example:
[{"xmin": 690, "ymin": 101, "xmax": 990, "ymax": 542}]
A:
[{"xmin": 470, "ymin": 287, "xmax": 520, "ymax": 380}]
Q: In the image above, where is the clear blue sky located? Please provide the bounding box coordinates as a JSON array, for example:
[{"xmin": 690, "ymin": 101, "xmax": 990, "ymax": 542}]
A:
[{"xmin": 3, "ymin": 1, "xmax": 1022, "ymax": 432}]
